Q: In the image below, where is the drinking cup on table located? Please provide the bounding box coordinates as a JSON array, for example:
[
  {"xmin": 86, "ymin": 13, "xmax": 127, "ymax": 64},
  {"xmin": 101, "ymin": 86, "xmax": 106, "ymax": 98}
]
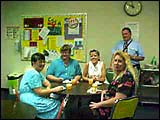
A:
[
  {"xmin": 92, "ymin": 83, "xmax": 97, "ymax": 93},
  {"xmin": 88, "ymin": 79, "xmax": 93, "ymax": 85},
  {"xmin": 66, "ymin": 83, "xmax": 72, "ymax": 90},
  {"xmin": 71, "ymin": 79, "xmax": 76, "ymax": 85}
]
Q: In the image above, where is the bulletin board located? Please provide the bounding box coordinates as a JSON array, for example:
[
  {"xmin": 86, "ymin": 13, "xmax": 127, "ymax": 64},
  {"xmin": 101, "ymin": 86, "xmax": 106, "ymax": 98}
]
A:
[{"xmin": 20, "ymin": 13, "xmax": 87, "ymax": 62}]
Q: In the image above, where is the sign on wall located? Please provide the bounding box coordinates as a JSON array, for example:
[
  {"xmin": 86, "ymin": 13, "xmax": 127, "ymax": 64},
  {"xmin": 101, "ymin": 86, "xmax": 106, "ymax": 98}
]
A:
[{"xmin": 21, "ymin": 13, "xmax": 87, "ymax": 62}]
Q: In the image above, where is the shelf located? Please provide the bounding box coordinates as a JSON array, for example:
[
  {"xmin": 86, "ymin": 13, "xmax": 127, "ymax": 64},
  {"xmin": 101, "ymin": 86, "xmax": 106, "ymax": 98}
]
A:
[
  {"xmin": 140, "ymin": 101, "xmax": 159, "ymax": 105},
  {"xmin": 141, "ymin": 68, "xmax": 159, "ymax": 72},
  {"xmin": 139, "ymin": 97, "xmax": 159, "ymax": 105},
  {"xmin": 140, "ymin": 84, "xmax": 159, "ymax": 88}
]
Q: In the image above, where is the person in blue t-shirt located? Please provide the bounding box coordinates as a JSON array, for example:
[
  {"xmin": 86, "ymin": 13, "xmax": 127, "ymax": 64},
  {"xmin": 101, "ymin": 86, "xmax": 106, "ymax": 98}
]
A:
[
  {"xmin": 19, "ymin": 53, "xmax": 64, "ymax": 119},
  {"xmin": 46, "ymin": 44, "xmax": 82, "ymax": 119},
  {"xmin": 110, "ymin": 27, "xmax": 145, "ymax": 71},
  {"xmin": 46, "ymin": 44, "xmax": 82, "ymax": 83}
]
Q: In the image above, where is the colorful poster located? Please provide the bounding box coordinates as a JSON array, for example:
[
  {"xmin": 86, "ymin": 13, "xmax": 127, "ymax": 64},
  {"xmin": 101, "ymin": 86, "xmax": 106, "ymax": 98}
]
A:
[
  {"xmin": 21, "ymin": 14, "xmax": 87, "ymax": 62},
  {"xmin": 64, "ymin": 17, "xmax": 82, "ymax": 40}
]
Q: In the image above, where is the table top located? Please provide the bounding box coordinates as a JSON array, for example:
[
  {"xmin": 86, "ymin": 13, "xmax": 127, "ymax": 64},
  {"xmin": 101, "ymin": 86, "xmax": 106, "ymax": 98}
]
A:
[
  {"xmin": 51, "ymin": 81, "xmax": 108, "ymax": 96},
  {"xmin": 1, "ymin": 99, "xmax": 36, "ymax": 119}
]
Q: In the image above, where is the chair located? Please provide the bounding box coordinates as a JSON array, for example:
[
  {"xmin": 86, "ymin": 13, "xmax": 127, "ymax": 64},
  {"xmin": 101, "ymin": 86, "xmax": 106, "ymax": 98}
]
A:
[
  {"xmin": 106, "ymin": 68, "xmax": 114, "ymax": 83},
  {"xmin": 109, "ymin": 96, "xmax": 139, "ymax": 119}
]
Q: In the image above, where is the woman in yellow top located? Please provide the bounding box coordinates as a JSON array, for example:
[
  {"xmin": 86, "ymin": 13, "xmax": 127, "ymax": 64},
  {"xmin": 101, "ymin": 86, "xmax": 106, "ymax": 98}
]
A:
[{"xmin": 82, "ymin": 49, "xmax": 106, "ymax": 83}]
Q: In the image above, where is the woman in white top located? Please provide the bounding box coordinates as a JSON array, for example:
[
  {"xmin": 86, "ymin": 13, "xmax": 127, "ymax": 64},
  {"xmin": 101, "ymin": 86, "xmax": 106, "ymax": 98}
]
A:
[{"xmin": 82, "ymin": 49, "xmax": 106, "ymax": 83}]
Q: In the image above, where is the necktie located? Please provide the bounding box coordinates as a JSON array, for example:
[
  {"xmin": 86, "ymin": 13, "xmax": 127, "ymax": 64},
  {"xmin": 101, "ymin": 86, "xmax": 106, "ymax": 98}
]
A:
[{"xmin": 123, "ymin": 41, "xmax": 128, "ymax": 52}]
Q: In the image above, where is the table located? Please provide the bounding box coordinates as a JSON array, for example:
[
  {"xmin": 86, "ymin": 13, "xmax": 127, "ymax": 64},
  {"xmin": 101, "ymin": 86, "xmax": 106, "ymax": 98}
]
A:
[
  {"xmin": 51, "ymin": 81, "xmax": 108, "ymax": 119},
  {"xmin": 1, "ymin": 99, "xmax": 36, "ymax": 119},
  {"xmin": 51, "ymin": 81, "xmax": 108, "ymax": 96}
]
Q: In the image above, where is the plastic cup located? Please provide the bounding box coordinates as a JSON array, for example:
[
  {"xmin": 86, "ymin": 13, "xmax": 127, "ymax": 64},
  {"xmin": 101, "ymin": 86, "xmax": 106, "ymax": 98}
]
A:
[
  {"xmin": 71, "ymin": 79, "xmax": 76, "ymax": 85},
  {"xmin": 88, "ymin": 79, "xmax": 93, "ymax": 85},
  {"xmin": 66, "ymin": 83, "xmax": 72, "ymax": 90},
  {"xmin": 92, "ymin": 83, "xmax": 97, "ymax": 92}
]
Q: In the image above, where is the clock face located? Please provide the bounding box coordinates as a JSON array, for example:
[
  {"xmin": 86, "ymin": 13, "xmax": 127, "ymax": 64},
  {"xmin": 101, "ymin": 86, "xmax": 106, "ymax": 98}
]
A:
[{"xmin": 124, "ymin": 1, "xmax": 142, "ymax": 16}]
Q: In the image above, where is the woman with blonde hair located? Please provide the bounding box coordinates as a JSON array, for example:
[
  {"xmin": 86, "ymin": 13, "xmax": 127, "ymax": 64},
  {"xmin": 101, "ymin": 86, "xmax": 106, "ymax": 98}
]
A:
[{"xmin": 89, "ymin": 50, "xmax": 137, "ymax": 119}]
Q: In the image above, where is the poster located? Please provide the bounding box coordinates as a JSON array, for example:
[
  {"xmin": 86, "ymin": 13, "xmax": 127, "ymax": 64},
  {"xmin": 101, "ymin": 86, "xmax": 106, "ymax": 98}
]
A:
[{"xmin": 21, "ymin": 13, "xmax": 87, "ymax": 62}]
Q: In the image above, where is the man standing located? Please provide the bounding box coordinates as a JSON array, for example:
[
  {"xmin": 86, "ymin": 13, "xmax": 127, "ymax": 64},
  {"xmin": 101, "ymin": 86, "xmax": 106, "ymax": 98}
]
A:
[{"xmin": 110, "ymin": 27, "xmax": 145, "ymax": 71}]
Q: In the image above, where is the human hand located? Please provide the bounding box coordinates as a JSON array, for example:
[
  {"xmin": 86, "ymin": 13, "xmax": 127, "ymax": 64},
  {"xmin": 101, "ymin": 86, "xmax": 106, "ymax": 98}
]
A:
[
  {"xmin": 108, "ymin": 67, "xmax": 113, "ymax": 71},
  {"xmin": 101, "ymin": 89, "xmax": 108, "ymax": 94},
  {"xmin": 89, "ymin": 101, "xmax": 100, "ymax": 109},
  {"xmin": 92, "ymin": 75, "xmax": 98, "ymax": 81},
  {"xmin": 52, "ymin": 86, "xmax": 64, "ymax": 92},
  {"xmin": 101, "ymin": 90, "xmax": 108, "ymax": 101},
  {"xmin": 57, "ymin": 78, "xmax": 64, "ymax": 82}
]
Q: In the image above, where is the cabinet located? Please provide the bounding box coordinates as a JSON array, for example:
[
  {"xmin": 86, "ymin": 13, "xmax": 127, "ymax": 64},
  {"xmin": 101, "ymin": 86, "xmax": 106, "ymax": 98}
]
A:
[{"xmin": 137, "ymin": 69, "xmax": 159, "ymax": 104}]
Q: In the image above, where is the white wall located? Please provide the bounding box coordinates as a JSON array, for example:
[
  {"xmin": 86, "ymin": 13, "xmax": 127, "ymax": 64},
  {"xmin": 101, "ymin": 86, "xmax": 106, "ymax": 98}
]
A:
[{"xmin": 1, "ymin": 1, "xmax": 159, "ymax": 88}]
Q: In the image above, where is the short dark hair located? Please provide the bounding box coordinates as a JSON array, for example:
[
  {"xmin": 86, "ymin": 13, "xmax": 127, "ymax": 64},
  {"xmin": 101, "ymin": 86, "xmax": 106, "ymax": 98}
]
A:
[
  {"xmin": 122, "ymin": 27, "xmax": 132, "ymax": 34},
  {"xmin": 60, "ymin": 44, "xmax": 71, "ymax": 53},
  {"xmin": 31, "ymin": 53, "xmax": 45, "ymax": 65},
  {"xmin": 89, "ymin": 49, "xmax": 100, "ymax": 56}
]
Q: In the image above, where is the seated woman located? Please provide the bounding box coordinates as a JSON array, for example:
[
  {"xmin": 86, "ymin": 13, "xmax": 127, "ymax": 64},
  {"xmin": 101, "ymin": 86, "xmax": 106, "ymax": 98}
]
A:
[
  {"xmin": 19, "ymin": 53, "xmax": 64, "ymax": 119},
  {"xmin": 82, "ymin": 49, "xmax": 106, "ymax": 83},
  {"xmin": 78, "ymin": 49, "xmax": 106, "ymax": 119},
  {"xmin": 89, "ymin": 50, "xmax": 137, "ymax": 119}
]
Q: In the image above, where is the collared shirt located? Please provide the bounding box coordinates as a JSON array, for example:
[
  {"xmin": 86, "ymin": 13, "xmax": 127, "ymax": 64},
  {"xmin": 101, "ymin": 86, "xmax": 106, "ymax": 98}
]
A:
[
  {"xmin": 19, "ymin": 68, "xmax": 61, "ymax": 119},
  {"xmin": 112, "ymin": 39, "xmax": 145, "ymax": 65},
  {"xmin": 88, "ymin": 61, "xmax": 103, "ymax": 78},
  {"xmin": 46, "ymin": 57, "xmax": 82, "ymax": 80}
]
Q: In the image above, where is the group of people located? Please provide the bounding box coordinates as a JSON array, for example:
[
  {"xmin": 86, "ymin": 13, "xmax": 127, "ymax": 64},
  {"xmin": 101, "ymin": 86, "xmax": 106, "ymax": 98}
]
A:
[{"xmin": 18, "ymin": 27, "xmax": 145, "ymax": 119}]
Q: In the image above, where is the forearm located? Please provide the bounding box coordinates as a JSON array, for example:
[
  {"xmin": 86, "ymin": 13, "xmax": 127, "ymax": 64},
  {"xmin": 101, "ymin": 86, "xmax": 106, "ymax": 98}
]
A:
[
  {"xmin": 99, "ymin": 92, "xmax": 127, "ymax": 108},
  {"xmin": 130, "ymin": 55, "xmax": 145, "ymax": 61},
  {"xmin": 43, "ymin": 80, "xmax": 51, "ymax": 88},
  {"xmin": 74, "ymin": 75, "xmax": 81, "ymax": 82},
  {"xmin": 34, "ymin": 86, "xmax": 63, "ymax": 96},
  {"xmin": 82, "ymin": 75, "xmax": 90, "ymax": 82},
  {"xmin": 34, "ymin": 88, "xmax": 52, "ymax": 96},
  {"xmin": 96, "ymin": 76, "xmax": 105, "ymax": 82},
  {"xmin": 46, "ymin": 75, "xmax": 62, "ymax": 82},
  {"xmin": 99, "ymin": 97, "xmax": 116, "ymax": 108}
]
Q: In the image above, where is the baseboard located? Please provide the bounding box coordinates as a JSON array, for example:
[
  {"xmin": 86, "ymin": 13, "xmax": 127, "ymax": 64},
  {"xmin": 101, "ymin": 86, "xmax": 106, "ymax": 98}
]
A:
[{"xmin": 1, "ymin": 88, "xmax": 9, "ymax": 92}]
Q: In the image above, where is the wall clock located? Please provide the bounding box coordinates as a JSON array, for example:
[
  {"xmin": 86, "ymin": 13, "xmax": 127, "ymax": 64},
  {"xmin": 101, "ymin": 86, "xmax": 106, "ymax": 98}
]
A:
[{"xmin": 124, "ymin": 1, "xmax": 142, "ymax": 16}]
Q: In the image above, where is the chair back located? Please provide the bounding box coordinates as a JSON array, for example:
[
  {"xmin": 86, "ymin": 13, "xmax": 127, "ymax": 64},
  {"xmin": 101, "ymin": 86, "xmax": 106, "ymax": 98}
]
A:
[
  {"xmin": 109, "ymin": 96, "xmax": 139, "ymax": 119},
  {"xmin": 106, "ymin": 68, "xmax": 114, "ymax": 83}
]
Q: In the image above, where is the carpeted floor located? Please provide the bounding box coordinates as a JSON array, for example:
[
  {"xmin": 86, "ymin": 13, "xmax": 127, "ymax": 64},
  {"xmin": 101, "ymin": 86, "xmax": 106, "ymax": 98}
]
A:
[
  {"xmin": 134, "ymin": 103, "xmax": 159, "ymax": 119},
  {"xmin": 1, "ymin": 88, "xmax": 159, "ymax": 119}
]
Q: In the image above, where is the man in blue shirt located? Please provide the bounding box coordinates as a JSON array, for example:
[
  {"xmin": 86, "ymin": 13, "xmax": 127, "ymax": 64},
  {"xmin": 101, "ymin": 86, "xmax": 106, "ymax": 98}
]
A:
[
  {"xmin": 46, "ymin": 44, "xmax": 82, "ymax": 119},
  {"xmin": 46, "ymin": 44, "xmax": 82, "ymax": 83},
  {"xmin": 110, "ymin": 27, "xmax": 145, "ymax": 70}
]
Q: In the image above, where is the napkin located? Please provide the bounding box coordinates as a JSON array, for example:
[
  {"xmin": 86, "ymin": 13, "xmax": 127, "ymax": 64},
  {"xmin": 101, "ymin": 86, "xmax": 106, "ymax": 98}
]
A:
[
  {"xmin": 87, "ymin": 87, "xmax": 102, "ymax": 94},
  {"xmin": 62, "ymin": 80, "xmax": 72, "ymax": 84},
  {"xmin": 95, "ymin": 81, "xmax": 102, "ymax": 86}
]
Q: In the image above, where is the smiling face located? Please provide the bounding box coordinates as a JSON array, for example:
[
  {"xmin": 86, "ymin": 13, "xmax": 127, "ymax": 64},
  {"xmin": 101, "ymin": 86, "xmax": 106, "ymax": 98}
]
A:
[
  {"xmin": 113, "ymin": 54, "xmax": 126, "ymax": 74},
  {"xmin": 122, "ymin": 29, "xmax": 131, "ymax": 42},
  {"xmin": 31, "ymin": 53, "xmax": 45, "ymax": 72},
  {"xmin": 61, "ymin": 50, "xmax": 70, "ymax": 61},
  {"xmin": 90, "ymin": 51, "xmax": 100, "ymax": 65},
  {"xmin": 33, "ymin": 59, "xmax": 45, "ymax": 72},
  {"xmin": 60, "ymin": 44, "xmax": 71, "ymax": 62}
]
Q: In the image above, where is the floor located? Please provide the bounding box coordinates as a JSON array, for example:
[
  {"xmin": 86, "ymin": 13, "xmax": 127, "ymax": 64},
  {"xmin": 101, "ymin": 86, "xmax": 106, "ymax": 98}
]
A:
[{"xmin": 1, "ymin": 88, "xmax": 159, "ymax": 119}]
